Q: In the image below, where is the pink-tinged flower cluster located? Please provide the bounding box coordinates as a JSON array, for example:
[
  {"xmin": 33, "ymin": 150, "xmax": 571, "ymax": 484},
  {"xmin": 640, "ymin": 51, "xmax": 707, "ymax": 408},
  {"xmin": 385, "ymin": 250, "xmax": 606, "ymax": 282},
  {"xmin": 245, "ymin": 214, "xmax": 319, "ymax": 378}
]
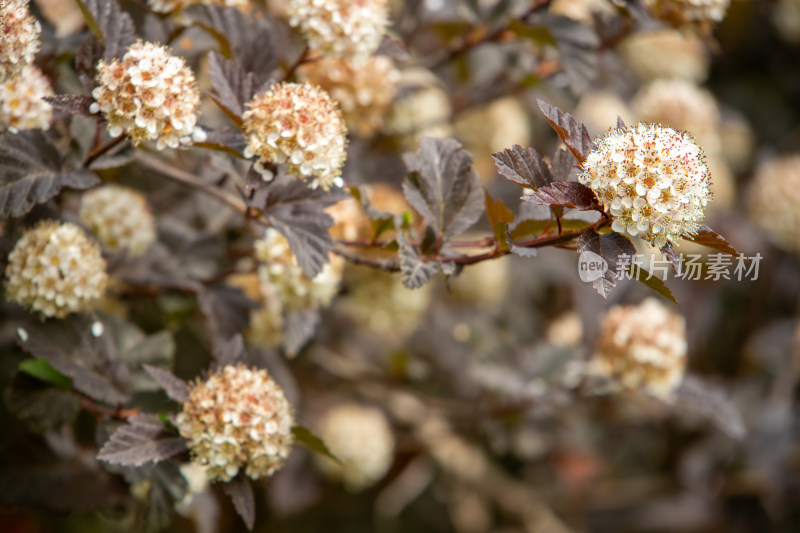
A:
[
  {"xmin": 0, "ymin": 65, "xmax": 53, "ymax": 130},
  {"xmin": 176, "ymin": 364, "xmax": 295, "ymax": 483},
  {"xmin": 79, "ymin": 185, "xmax": 157, "ymax": 257},
  {"xmin": 287, "ymin": 0, "xmax": 389, "ymax": 61},
  {"xmin": 5, "ymin": 221, "xmax": 108, "ymax": 318},
  {"xmin": 580, "ymin": 123, "xmax": 712, "ymax": 248},
  {"xmin": 91, "ymin": 41, "xmax": 201, "ymax": 150},
  {"xmin": 243, "ymin": 83, "xmax": 347, "ymax": 190},
  {"xmin": 0, "ymin": 0, "xmax": 41, "ymax": 84}
]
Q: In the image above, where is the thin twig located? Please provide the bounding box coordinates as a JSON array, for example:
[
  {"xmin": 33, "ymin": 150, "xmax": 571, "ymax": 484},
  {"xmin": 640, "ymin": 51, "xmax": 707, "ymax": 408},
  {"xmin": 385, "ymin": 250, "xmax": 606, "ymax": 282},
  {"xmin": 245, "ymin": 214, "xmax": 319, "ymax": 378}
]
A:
[
  {"xmin": 282, "ymin": 46, "xmax": 311, "ymax": 82},
  {"xmin": 84, "ymin": 135, "xmax": 127, "ymax": 167}
]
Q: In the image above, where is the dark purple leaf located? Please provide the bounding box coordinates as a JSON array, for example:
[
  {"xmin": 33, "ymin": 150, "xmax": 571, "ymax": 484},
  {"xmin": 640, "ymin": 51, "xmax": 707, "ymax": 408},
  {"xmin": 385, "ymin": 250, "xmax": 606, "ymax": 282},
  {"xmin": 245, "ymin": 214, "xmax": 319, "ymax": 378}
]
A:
[
  {"xmin": 75, "ymin": 0, "xmax": 136, "ymax": 61},
  {"xmin": 577, "ymin": 229, "xmax": 636, "ymax": 298},
  {"xmin": 628, "ymin": 265, "xmax": 678, "ymax": 305},
  {"xmin": 550, "ymin": 147, "xmax": 576, "ymax": 182},
  {"xmin": 143, "ymin": 462, "xmax": 188, "ymax": 532},
  {"xmin": 491, "ymin": 144, "xmax": 553, "ymax": 189},
  {"xmin": 43, "ymin": 95, "xmax": 96, "ymax": 117},
  {"xmin": 224, "ymin": 475, "xmax": 256, "ymax": 530},
  {"xmin": 197, "ymin": 285, "xmax": 258, "ymax": 356},
  {"xmin": 398, "ymin": 233, "xmax": 438, "ymax": 289},
  {"xmin": 616, "ymin": 116, "xmax": 627, "ymax": 130},
  {"xmin": 537, "ymin": 99, "xmax": 596, "ymax": 164},
  {"xmin": 660, "ymin": 243, "xmax": 682, "ymax": 276},
  {"xmin": 522, "ymin": 181, "xmax": 599, "ymax": 211},
  {"xmin": 5, "ymin": 373, "xmax": 80, "ymax": 432},
  {"xmin": 142, "ymin": 365, "xmax": 189, "ymax": 403},
  {"xmin": 207, "ymin": 52, "xmax": 261, "ymax": 127},
  {"xmin": 97, "ymin": 414, "xmax": 188, "ymax": 466},
  {"xmin": 402, "ymin": 137, "xmax": 484, "ymax": 242},
  {"xmin": 76, "ymin": 35, "xmax": 103, "ymax": 94},
  {"xmin": 676, "ymin": 376, "xmax": 745, "ymax": 439},
  {"xmin": 214, "ymin": 334, "xmax": 247, "ymax": 369},
  {"xmin": 0, "ymin": 130, "xmax": 100, "ymax": 220},
  {"xmin": 543, "ymin": 15, "xmax": 599, "ymax": 94},
  {"xmin": 685, "ymin": 225, "xmax": 741, "ymax": 257},
  {"xmin": 283, "ymin": 309, "xmax": 320, "ymax": 358}
]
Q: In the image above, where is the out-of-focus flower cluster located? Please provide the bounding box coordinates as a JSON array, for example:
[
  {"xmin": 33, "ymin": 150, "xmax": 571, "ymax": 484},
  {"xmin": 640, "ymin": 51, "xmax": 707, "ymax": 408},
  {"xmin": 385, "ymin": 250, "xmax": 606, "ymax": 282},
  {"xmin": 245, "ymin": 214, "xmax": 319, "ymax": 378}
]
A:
[
  {"xmin": 254, "ymin": 228, "xmax": 343, "ymax": 312},
  {"xmin": 79, "ymin": 185, "xmax": 157, "ymax": 257},
  {"xmin": 5, "ymin": 221, "xmax": 108, "ymax": 318},
  {"xmin": 91, "ymin": 41, "xmax": 201, "ymax": 150},
  {"xmin": 580, "ymin": 123, "xmax": 712, "ymax": 247},
  {"xmin": 176, "ymin": 364, "xmax": 295, "ymax": 483},
  {"xmin": 147, "ymin": 0, "xmax": 249, "ymax": 13},
  {"xmin": 587, "ymin": 298, "xmax": 687, "ymax": 399},
  {"xmin": 287, "ymin": 0, "xmax": 389, "ymax": 61},
  {"xmin": 315, "ymin": 403, "xmax": 395, "ymax": 491},
  {"xmin": 748, "ymin": 156, "xmax": 800, "ymax": 255},
  {"xmin": 0, "ymin": 0, "xmax": 41, "ymax": 84},
  {"xmin": 298, "ymin": 57, "xmax": 399, "ymax": 137},
  {"xmin": 618, "ymin": 29, "xmax": 710, "ymax": 83},
  {"xmin": 243, "ymin": 83, "xmax": 347, "ymax": 190},
  {"xmin": 644, "ymin": 0, "xmax": 730, "ymax": 26},
  {"xmin": 383, "ymin": 68, "xmax": 452, "ymax": 147},
  {"xmin": 0, "ymin": 65, "xmax": 53, "ymax": 131}
]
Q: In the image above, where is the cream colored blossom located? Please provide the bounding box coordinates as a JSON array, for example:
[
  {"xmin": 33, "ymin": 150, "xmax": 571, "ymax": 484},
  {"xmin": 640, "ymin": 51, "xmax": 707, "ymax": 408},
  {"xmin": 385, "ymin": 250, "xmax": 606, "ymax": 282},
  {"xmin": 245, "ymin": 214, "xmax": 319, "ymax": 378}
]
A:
[
  {"xmin": 298, "ymin": 56, "xmax": 399, "ymax": 137},
  {"xmin": 176, "ymin": 364, "xmax": 295, "ymax": 483},
  {"xmin": 287, "ymin": 0, "xmax": 389, "ymax": 61},
  {"xmin": 588, "ymin": 298, "xmax": 687, "ymax": 399},
  {"xmin": 0, "ymin": 64, "xmax": 53, "ymax": 130},
  {"xmin": 643, "ymin": 0, "xmax": 730, "ymax": 26},
  {"xmin": 0, "ymin": 0, "xmax": 41, "ymax": 84},
  {"xmin": 580, "ymin": 123, "xmax": 712, "ymax": 247},
  {"xmin": 255, "ymin": 228, "xmax": 343, "ymax": 311},
  {"xmin": 316, "ymin": 403, "xmax": 394, "ymax": 491},
  {"xmin": 148, "ymin": 0, "xmax": 249, "ymax": 13},
  {"xmin": 33, "ymin": 0, "xmax": 84, "ymax": 36},
  {"xmin": 383, "ymin": 68, "xmax": 453, "ymax": 148},
  {"xmin": 447, "ymin": 256, "xmax": 510, "ymax": 312},
  {"xmin": 79, "ymin": 185, "xmax": 157, "ymax": 257},
  {"xmin": 5, "ymin": 221, "xmax": 108, "ymax": 318},
  {"xmin": 619, "ymin": 29, "xmax": 710, "ymax": 82},
  {"xmin": 243, "ymin": 83, "xmax": 347, "ymax": 190},
  {"xmin": 748, "ymin": 156, "xmax": 800, "ymax": 254},
  {"xmin": 91, "ymin": 41, "xmax": 201, "ymax": 150},
  {"xmin": 574, "ymin": 90, "xmax": 634, "ymax": 137},
  {"xmin": 549, "ymin": 0, "xmax": 616, "ymax": 24}
]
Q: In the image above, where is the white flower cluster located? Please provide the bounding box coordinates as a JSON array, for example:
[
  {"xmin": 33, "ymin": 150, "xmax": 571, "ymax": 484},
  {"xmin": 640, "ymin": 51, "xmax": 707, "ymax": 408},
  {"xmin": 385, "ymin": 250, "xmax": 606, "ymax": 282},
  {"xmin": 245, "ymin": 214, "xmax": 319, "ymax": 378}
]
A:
[
  {"xmin": 298, "ymin": 56, "xmax": 399, "ymax": 137},
  {"xmin": 5, "ymin": 221, "xmax": 108, "ymax": 318},
  {"xmin": 619, "ymin": 29, "xmax": 710, "ymax": 82},
  {"xmin": 0, "ymin": 65, "xmax": 53, "ymax": 130},
  {"xmin": 287, "ymin": 0, "xmax": 389, "ymax": 61},
  {"xmin": 254, "ymin": 228, "xmax": 343, "ymax": 312},
  {"xmin": 79, "ymin": 185, "xmax": 157, "ymax": 257},
  {"xmin": 580, "ymin": 123, "xmax": 712, "ymax": 248},
  {"xmin": 748, "ymin": 156, "xmax": 800, "ymax": 255},
  {"xmin": 644, "ymin": 0, "xmax": 730, "ymax": 25},
  {"xmin": 147, "ymin": 0, "xmax": 249, "ymax": 13},
  {"xmin": 316, "ymin": 404, "xmax": 395, "ymax": 491},
  {"xmin": 243, "ymin": 83, "xmax": 347, "ymax": 190},
  {"xmin": 0, "ymin": 0, "xmax": 41, "ymax": 84},
  {"xmin": 588, "ymin": 298, "xmax": 687, "ymax": 399},
  {"xmin": 383, "ymin": 68, "xmax": 453, "ymax": 147},
  {"xmin": 91, "ymin": 41, "xmax": 201, "ymax": 150},
  {"xmin": 176, "ymin": 364, "xmax": 295, "ymax": 483}
]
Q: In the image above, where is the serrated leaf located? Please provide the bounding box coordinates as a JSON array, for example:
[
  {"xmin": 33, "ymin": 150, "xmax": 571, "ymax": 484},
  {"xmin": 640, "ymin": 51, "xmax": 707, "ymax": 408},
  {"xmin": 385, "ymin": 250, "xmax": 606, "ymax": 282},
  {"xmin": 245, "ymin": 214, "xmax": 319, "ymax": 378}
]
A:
[
  {"xmin": 491, "ymin": 144, "xmax": 553, "ymax": 189},
  {"xmin": 76, "ymin": 36, "xmax": 104, "ymax": 94},
  {"xmin": 550, "ymin": 147, "xmax": 576, "ymax": 182},
  {"xmin": 402, "ymin": 137, "xmax": 484, "ymax": 243},
  {"xmin": 97, "ymin": 414, "xmax": 188, "ymax": 467},
  {"xmin": 542, "ymin": 15, "xmax": 599, "ymax": 94},
  {"xmin": 537, "ymin": 99, "xmax": 596, "ymax": 164},
  {"xmin": 74, "ymin": 0, "xmax": 136, "ymax": 61},
  {"xmin": 224, "ymin": 475, "xmax": 256, "ymax": 530},
  {"xmin": 660, "ymin": 243, "xmax": 682, "ymax": 276},
  {"xmin": 685, "ymin": 225, "xmax": 741, "ymax": 257},
  {"xmin": 207, "ymin": 52, "xmax": 261, "ymax": 128},
  {"xmin": 398, "ymin": 233, "xmax": 438, "ymax": 289},
  {"xmin": 193, "ymin": 128, "xmax": 247, "ymax": 156},
  {"xmin": 577, "ymin": 230, "xmax": 636, "ymax": 298},
  {"xmin": 283, "ymin": 309, "xmax": 320, "ymax": 359},
  {"xmin": 676, "ymin": 376, "xmax": 745, "ymax": 440},
  {"xmin": 43, "ymin": 95, "xmax": 96, "ymax": 117},
  {"xmin": 0, "ymin": 130, "xmax": 100, "ymax": 220},
  {"xmin": 197, "ymin": 284, "xmax": 259, "ymax": 356},
  {"xmin": 18, "ymin": 358, "xmax": 72, "ymax": 389},
  {"xmin": 142, "ymin": 365, "xmax": 189, "ymax": 403},
  {"xmin": 628, "ymin": 265, "xmax": 678, "ymax": 305},
  {"xmin": 522, "ymin": 181, "xmax": 599, "ymax": 210},
  {"xmin": 292, "ymin": 425, "xmax": 340, "ymax": 464},
  {"xmin": 142, "ymin": 461, "xmax": 189, "ymax": 533}
]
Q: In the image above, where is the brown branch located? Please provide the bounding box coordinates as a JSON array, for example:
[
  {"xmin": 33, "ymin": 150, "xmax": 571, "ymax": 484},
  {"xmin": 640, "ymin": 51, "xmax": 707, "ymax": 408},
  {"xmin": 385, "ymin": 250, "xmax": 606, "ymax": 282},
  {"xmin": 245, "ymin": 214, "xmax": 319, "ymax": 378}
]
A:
[
  {"xmin": 282, "ymin": 46, "xmax": 311, "ymax": 82},
  {"xmin": 77, "ymin": 395, "xmax": 140, "ymax": 421},
  {"xmin": 84, "ymin": 134, "xmax": 128, "ymax": 167}
]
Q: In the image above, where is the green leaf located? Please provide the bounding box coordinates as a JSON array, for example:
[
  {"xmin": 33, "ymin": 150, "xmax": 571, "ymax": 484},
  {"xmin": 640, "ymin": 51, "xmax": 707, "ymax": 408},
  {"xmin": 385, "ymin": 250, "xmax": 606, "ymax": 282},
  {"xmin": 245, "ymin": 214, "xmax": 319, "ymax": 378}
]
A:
[
  {"xmin": 292, "ymin": 425, "xmax": 341, "ymax": 465},
  {"xmin": 484, "ymin": 190, "xmax": 514, "ymax": 251},
  {"xmin": 73, "ymin": 0, "xmax": 104, "ymax": 42},
  {"xmin": 18, "ymin": 358, "xmax": 72, "ymax": 389},
  {"xmin": 628, "ymin": 265, "xmax": 678, "ymax": 305}
]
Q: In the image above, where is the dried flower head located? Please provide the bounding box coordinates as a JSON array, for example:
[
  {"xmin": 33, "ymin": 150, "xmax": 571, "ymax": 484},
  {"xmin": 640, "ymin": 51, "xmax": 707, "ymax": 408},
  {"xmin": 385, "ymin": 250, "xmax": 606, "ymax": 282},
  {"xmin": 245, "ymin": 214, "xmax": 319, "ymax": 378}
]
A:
[
  {"xmin": 644, "ymin": 0, "xmax": 730, "ymax": 26},
  {"xmin": 316, "ymin": 403, "xmax": 394, "ymax": 491},
  {"xmin": 287, "ymin": 0, "xmax": 389, "ymax": 61},
  {"xmin": 255, "ymin": 228, "xmax": 343, "ymax": 312},
  {"xmin": 176, "ymin": 364, "xmax": 295, "ymax": 483},
  {"xmin": 79, "ymin": 185, "xmax": 157, "ymax": 257},
  {"xmin": 5, "ymin": 221, "xmax": 108, "ymax": 318},
  {"xmin": 588, "ymin": 298, "xmax": 687, "ymax": 399},
  {"xmin": 147, "ymin": 0, "xmax": 249, "ymax": 13},
  {"xmin": 619, "ymin": 29, "xmax": 710, "ymax": 82},
  {"xmin": 243, "ymin": 83, "xmax": 347, "ymax": 190},
  {"xmin": 0, "ymin": 0, "xmax": 41, "ymax": 84},
  {"xmin": 0, "ymin": 64, "xmax": 53, "ymax": 130},
  {"xmin": 748, "ymin": 156, "xmax": 800, "ymax": 255},
  {"xmin": 298, "ymin": 56, "xmax": 399, "ymax": 137},
  {"xmin": 579, "ymin": 123, "xmax": 712, "ymax": 248},
  {"xmin": 91, "ymin": 41, "xmax": 201, "ymax": 150},
  {"xmin": 633, "ymin": 79, "xmax": 721, "ymax": 154}
]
